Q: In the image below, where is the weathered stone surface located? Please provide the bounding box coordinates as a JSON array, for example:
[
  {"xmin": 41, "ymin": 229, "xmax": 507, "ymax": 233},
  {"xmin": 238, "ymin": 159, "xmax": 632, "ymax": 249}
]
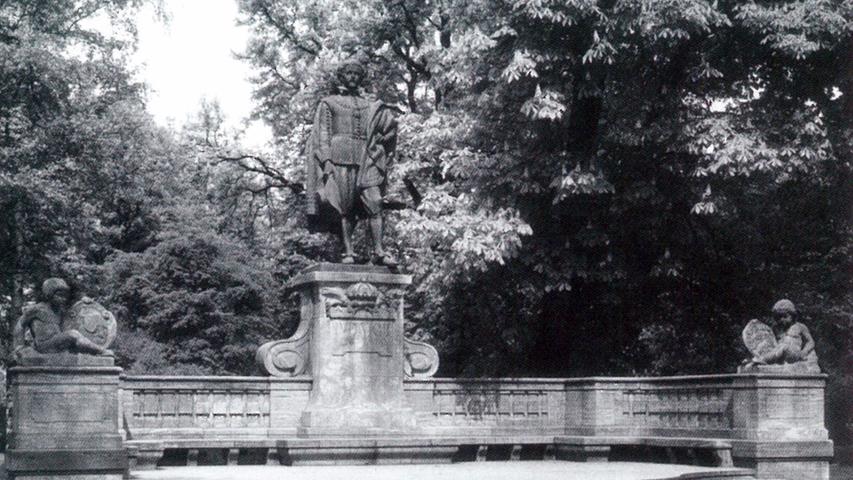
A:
[
  {"xmin": 254, "ymin": 264, "xmax": 440, "ymax": 434},
  {"xmin": 120, "ymin": 376, "xmax": 309, "ymax": 439},
  {"xmin": 742, "ymin": 319, "xmax": 777, "ymax": 359},
  {"xmin": 738, "ymin": 300, "xmax": 820, "ymax": 374},
  {"xmin": 16, "ymin": 352, "xmax": 114, "ymax": 367},
  {"xmin": 6, "ymin": 449, "xmax": 126, "ymax": 474},
  {"xmin": 66, "ymin": 297, "xmax": 117, "ymax": 349},
  {"xmin": 279, "ymin": 438, "xmax": 460, "ymax": 466},
  {"xmin": 262, "ymin": 264, "xmax": 441, "ymax": 379},
  {"xmin": 256, "ymin": 322, "xmax": 310, "ymax": 377},
  {"xmin": 740, "ymin": 361, "xmax": 821, "ymax": 374},
  {"xmin": 289, "ymin": 263, "xmax": 412, "ymax": 287},
  {"xmin": 7, "ymin": 279, "xmax": 122, "ymax": 479},
  {"xmin": 7, "ymin": 366, "xmax": 126, "ymax": 479},
  {"xmin": 404, "ymin": 338, "xmax": 439, "ymax": 378},
  {"xmin": 119, "ymin": 373, "xmax": 830, "ymax": 478},
  {"xmin": 291, "ymin": 264, "xmax": 420, "ymax": 435},
  {"xmin": 12, "ymin": 279, "xmax": 115, "ymax": 364}
]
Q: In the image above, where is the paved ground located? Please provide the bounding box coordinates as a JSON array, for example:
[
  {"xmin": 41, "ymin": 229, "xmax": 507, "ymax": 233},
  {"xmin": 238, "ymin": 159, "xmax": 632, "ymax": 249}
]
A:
[
  {"xmin": 830, "ymin": 463, "xmax": 853, "ymax": 480},
  {"xmin": 1, "ymin": 456, "xmax": 851, "ymax": 479},
  {"xmin": 128, "ymin": 463, "xmax": 852, "ymax": 480},
  {"xmin": 130, "ymin": 462, "xmax": 733, "ymax": 480}
]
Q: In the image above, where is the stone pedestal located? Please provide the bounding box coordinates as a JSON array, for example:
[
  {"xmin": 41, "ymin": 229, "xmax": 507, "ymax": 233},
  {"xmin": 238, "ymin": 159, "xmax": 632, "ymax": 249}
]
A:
[
  {"xmin": 291, "ymin": 263, "xmax": 418, "ymax": 436},
  {"xmin": 731, "ymin": 374, "xmax": 833, "ymax": 480},
  {"xmin": 6, "ymin": 359, "xmax": 126, "ymax": 480}
]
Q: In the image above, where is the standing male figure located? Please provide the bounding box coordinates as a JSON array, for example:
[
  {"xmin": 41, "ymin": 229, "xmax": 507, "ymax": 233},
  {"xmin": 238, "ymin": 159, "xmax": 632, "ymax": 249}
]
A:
[{"xmin": 306, "ymin": 61, "xmax": 399, "ymax": 266}]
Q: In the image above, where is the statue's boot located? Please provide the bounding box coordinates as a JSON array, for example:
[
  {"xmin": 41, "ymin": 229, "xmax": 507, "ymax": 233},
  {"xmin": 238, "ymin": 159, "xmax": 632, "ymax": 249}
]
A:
[{"xmin": 374, "ymin": 252, "xmax": 398, "ymax": 268}]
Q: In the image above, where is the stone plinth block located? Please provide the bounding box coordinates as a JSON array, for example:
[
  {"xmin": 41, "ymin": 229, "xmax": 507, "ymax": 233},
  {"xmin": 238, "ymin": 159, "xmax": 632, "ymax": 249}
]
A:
[
  {"xmin": 6, "ymin": 364, "xmax": 126, "ymax": 480},
  {"xmin": 731, "ymin": 374, "xmax": 829, "ymax": 442},
  {"xmin": 278, "ymin": 438, "xmax": 459, "ymax": 465},
  {"xmin": 289, "ymin": 263, "xmax": 419, "ymax": 436}
]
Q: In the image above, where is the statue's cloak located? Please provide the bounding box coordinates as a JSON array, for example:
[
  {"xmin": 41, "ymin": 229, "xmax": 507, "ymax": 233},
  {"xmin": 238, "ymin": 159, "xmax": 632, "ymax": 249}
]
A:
[{"xmin": 305, "ymin": 96, "xmax": 397, "ymax": 232}]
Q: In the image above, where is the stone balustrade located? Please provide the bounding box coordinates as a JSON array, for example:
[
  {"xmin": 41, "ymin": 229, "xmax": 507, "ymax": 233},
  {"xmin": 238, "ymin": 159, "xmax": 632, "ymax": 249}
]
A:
[
  {"xmin": 121, "ymin": 376, "xmax": 311, "ymax": 439},
  {"xmin": 122, "ymin": 377, "xmax": 572, "ymax": 439},
  {"xmin": 121, "ymin": 374, "xmax": 829, "ymax": 441},
  {"xmin": 407, "ymin": 378, "xmax": 568, "ymax": 436},
  {"xmin": 119, "ymin": 373, "xmax": 832, "ymax": 479},
  {"xmin": 562, "ymin": 374, "xmax": 828, "ymax": 439}
]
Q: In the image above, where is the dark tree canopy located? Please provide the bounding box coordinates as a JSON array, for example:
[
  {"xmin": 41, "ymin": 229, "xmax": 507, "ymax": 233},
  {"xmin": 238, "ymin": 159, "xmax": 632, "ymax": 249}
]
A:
[
  {"xmin": 236, "ymin": 0, "xmax": 851, "ymax": 439},
  {"xmin": 0, "ymin": 0, "xmax": 849, "ymax": 444}
]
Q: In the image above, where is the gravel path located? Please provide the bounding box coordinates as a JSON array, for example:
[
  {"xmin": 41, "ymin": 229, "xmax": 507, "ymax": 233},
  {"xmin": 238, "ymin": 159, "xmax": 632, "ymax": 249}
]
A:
[{"xmin": 130, "ymin": 461, "xmax": 735, "ymax": 480}]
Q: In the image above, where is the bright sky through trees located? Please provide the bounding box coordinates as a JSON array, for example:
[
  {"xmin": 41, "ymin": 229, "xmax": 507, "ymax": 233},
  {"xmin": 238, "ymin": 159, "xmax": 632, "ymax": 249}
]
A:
[{"xmin": 132, "ymin": 0, "xmax": 272, "ymax": 149}]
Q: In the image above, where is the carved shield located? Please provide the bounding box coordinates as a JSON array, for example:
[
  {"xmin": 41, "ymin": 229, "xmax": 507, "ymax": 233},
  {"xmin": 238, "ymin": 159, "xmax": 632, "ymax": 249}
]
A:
[
  {"xmin": 742, "ymin": 319, "xmax": 777, "ymax": 358},
  {"xmin": 66, "ymin": 298, "xmax": 117, "ymax": 349}
]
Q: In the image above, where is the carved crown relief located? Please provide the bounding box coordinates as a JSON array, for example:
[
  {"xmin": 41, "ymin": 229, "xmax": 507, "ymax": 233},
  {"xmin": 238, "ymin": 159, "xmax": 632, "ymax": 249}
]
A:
[
  {"xmin": 321, "ymin": 283, "xmax": 403, "ymax": 320},
  {"xmin": 256, "ymin": 271, "xmax": 439, "ymax": 379}
]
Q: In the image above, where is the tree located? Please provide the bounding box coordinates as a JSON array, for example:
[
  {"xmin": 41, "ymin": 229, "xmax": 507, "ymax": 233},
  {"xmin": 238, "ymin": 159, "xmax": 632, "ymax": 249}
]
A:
[
  {"xmin": 238, "ymin": 0, "xmax": 852, "ymax": 441},
  {"xmin": 0, "ymin": 1, "xmax": 291, "ymax": 377},
  {"xmin": 103, "ymin": 221, "xmax": 282, "ymax": 375},
  {"xmin": 0, "ymin": 0, "xmax": 161, "ymax": 359},
  {"xmin": 237, "ymin": 0, "xmax": 851, "ymax": 371}
]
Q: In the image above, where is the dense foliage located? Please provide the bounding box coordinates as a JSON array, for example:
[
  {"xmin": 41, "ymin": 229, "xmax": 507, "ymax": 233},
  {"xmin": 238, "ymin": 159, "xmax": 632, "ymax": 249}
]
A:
[
  {"xmin": 0, "ymin": 1, "xmax": 289, "ymax": 374},
  {"xmin": 236, "ymin": 0, "xmax": 851, "ymax": 439},
  {"xmin": 0, "ymin": 0, "xmax": 849, "ymax": 443}
]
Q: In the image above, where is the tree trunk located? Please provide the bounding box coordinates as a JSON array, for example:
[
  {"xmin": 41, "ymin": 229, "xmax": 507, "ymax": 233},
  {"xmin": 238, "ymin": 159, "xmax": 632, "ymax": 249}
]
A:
[
  {"xmin": 568, "ymin": 94, "xmax": 603, "ymax": 170},
  {"xmin": 407, "ymin": 71, "xmax": 418, "ymax": 113},
  {"xmin": 5, "ymin": 198, "xmax": 24, "ymax": 361},
  {"xmin": 434, "ymin": 13, "xmax": 451, "ymax": 109}
]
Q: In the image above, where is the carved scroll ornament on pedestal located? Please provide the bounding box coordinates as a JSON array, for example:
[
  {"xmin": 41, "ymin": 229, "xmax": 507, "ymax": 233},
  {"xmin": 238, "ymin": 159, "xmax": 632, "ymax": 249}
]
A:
[
  {"xmin": 403, "ymin": 337, "xmax": 439, "ymax": 378},
  {"xmin": 255, "ymin": 319, "xmax": 310, "ymax": 377},
  {"xmin": 257, "ymin": 279, "xmax": 439, "ymax": 378}
]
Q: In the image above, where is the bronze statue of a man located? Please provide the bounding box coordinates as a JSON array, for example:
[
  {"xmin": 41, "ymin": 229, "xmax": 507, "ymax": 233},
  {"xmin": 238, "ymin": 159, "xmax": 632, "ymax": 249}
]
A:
[
  {"xmin": 306, "ymin": 61, "xmax": 398, "ymax": 266},
  {"xmin": 12, "ymin": 278, "xmax": 113, "ymax": 361}
]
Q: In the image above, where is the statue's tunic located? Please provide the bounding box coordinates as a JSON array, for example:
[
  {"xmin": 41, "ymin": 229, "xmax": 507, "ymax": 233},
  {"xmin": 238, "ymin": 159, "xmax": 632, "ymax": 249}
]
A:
[{"xmin": 307, "ymin": 94, "xmax": 397, "ymax": 223}]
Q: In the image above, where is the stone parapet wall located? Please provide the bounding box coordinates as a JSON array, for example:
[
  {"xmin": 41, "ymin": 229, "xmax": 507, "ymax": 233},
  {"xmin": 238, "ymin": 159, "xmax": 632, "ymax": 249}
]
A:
[
  {"xmin": 121, "ymin": 376, "xmax": 311, "ymax": 439},
  {"xmin": 407, "ymin": 378, "xmax": 567, "ymax": 436},
  {"xmin": 562, "ymin": 374, "xmax": 829, "ymax": 442},
  {"xmin": 8, "ymin": 365, "xmax": 128, "ymax": 479},
  {"xmin": 120, "ymin": 373, "xmax": 832, "ymax": 479},
  {"xmin": 121, "ymin": 373, "xmax": 828, "ymax": 444}
]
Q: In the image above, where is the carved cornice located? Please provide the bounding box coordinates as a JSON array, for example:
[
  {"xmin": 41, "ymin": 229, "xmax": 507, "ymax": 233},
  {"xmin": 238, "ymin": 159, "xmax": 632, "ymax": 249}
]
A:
[{"xmin": 321, "ymin": 283, "xmax": 403, "ymax": 321}]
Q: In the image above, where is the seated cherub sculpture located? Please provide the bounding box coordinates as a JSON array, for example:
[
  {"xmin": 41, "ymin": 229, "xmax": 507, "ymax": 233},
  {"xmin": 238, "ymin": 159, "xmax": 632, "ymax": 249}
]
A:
[
  {"xmin": 739, "ymin": 299, "xmax": 820, "ymax": 373},
  {"xmin": 12, "ymin": 278, "xmax": 114, "ymax": 362}
]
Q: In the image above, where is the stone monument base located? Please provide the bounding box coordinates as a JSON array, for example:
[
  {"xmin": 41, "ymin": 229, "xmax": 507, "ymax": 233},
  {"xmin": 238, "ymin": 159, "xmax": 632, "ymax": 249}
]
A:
[
  {"xmin": 6, "ymin": 363, "xmax": 126, "ymax": 480},
  {"xmin": 298, "ymin": 406, "xmax": 418, "ymax": 437},
  {"xmin": 278, "ymin": 437, "xmax": 460, "ymax": 466},
  {"xmin": 288, "ymin": 263, "xmax": 422, "ymax": 437},
  {"xmin": 6, "ymin": 450, "xmax": 127, "ymax": 480},
  {"xmin": 13, "ymin": 351, "xmax": 115, "ymax": 367},
  {"xmin": 737, "ymin": 361, "xmax": 820, "ymax": 374}
]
